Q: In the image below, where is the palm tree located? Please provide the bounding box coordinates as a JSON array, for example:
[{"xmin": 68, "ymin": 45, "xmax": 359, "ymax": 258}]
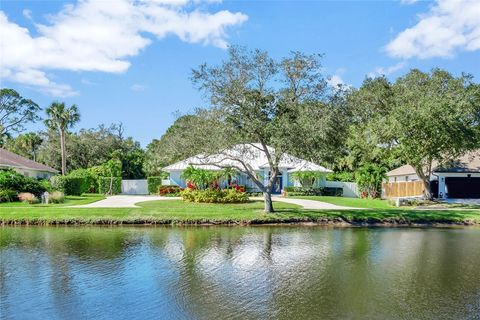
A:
[
  {"xmin": 18, "ymin": 132, "xmax": 43, "ymax": 161},
  {"xmin": 44, "ymin": 102, "xmax": 80, "ymax": 175}
]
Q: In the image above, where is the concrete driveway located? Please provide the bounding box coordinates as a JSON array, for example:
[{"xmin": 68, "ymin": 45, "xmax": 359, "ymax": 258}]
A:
[
  {"xmin": 72, "ymin": 195, "xmax": 180, "ymax": 208},
  {"xmin": 73, "ymin": 195, "xmax": 356, "ymax": 210}
]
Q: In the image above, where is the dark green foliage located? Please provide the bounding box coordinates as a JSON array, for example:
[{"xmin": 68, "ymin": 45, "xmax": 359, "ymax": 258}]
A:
[
  {"xmin": 0, "ymin": 189, "xmax": 17, "ymax": 202},
  {"xmin": 98, "ymin": 177, "xmax": 122, "ymax": 195},
  {"xmin": 0, "ymin": 88, "xmax": 41, "ymax": 139},
  {"xmin": 180, "ymin": 188, "xmax": 248, "ymax": 203},
  {"xmin": 147, "ymin": 176, "xmax": 163, "ymax": 194},
  {"xmin": 326, "ymin": 171, "xmax": 355, "ymax": 182},
  {"xmin": 0, "ymin": 169, "xmax": 47, "ymax": 198},
  {"xmin": 51, "ymin": 176, "xmax": 85, "ymax": 196},
  {"xmin": 68, "ymin": 168, "xmax": 98, "ymax": 193},
  {"xmin": 355, "ymin": 164, "xmax": 387, "ymax": 199},
  {"xmin": 284, "ymin": 186, "xmax": 343, "ymax": 197}
]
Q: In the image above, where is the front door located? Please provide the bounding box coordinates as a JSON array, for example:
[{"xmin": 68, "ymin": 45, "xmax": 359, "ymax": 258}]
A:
[{"xmin": 271, "ymin": 174, "xmax": 283, "ymax": 194}]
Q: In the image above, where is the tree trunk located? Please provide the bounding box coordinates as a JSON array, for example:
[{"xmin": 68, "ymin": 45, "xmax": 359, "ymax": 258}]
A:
[
  {"xmin": 414, "ymin": 165, "xmax": 432, "ymax": 200},
  {"xmin": 60, "ymin": 130, "xmax": 66, "ymax": 175},
  {"xmin": 263, "ymin": 191, "xmax": 274, "ymax": 213},
  {"xmin": 421, "ymin": 178, "xmax": 432, "ymax": 200}
]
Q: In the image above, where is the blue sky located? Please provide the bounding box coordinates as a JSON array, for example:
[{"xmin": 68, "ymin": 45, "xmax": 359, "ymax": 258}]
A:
[{"xmin": 1, "ymin": 0, "xmax": 479, "ymax": 146}]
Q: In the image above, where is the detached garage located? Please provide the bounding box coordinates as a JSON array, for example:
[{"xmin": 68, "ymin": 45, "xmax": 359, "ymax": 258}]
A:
[
  {"xmin": 386, "ymin": 151, "xmax": 480, "ymax": 200},
  {"xmin": 445, "ymin": 177, "xmax": 480, "ymax": 199}
]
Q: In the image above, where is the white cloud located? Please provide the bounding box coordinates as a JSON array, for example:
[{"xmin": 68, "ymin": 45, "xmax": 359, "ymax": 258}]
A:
[
  {"xmin": 386, "ymin": 0, "xmax": 480, "ymax": 59},
  {"xmin": 0, "ymin": 0, "xmax": 247, "ymax": 96},
  {"xmin": 130, "ymin": 84, "xmax": 146, "ymax": 91},
  {"xmin": 327, "ymin": 75, "xmax": 344, "ymax": 88},
  {"xmin": 368, "ymin": 61, "xmax": 407, "ymax": 78}
]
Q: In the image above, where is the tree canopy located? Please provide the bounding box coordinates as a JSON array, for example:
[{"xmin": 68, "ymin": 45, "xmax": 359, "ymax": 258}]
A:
[{"xmin": 0, "ymin": 88, "xmax": 41, "ymax": 141}]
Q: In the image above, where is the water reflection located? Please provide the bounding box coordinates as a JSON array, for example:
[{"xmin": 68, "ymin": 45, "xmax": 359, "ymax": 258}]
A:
[{"xmin": 1, "ymin": 226, "xmax": 479, "ymax": 319}]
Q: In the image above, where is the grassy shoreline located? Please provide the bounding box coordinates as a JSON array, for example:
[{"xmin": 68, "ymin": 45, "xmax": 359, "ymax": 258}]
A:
[{"xmin": 1, "ymin": 200, "xmax": 479, "ymax": 226}]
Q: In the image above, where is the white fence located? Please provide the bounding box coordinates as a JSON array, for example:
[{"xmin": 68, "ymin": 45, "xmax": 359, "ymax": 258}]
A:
[
  {"xmin": 325, "ymin": 181, "xmax": 359, "ymax": 198},
  {"xmin": 121, "ymin": 179, "xmax": 148, "ymax": 195}
]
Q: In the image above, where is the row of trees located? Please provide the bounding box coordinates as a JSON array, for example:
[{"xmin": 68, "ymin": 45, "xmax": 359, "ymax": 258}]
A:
[
  {"xmin": 0, "ymin": 89, "xmax": 145, "ymax": 179},
  {"xmin": 144, "ymin": 47, "xmax": 480, "ymax": 210},
  {"xmin": 2, "ymin": 47, "xmax": 479, "ymax": 211}
]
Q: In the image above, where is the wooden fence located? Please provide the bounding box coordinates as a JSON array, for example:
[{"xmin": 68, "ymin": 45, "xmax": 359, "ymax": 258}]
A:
[{"xmin": 382, "ymin": 181, "xmax": 424, "ymax": 198}]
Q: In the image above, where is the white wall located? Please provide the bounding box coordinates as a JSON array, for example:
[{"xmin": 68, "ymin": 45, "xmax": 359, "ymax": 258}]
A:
[
  {"xmin": 325, "ymin": 181, "xmax": 359, "ymax": 198},
  {"xmin": 121, "ymin": 180, "xmax": 148, "ymax": 195},
  {"xmin": 12, "ymin": 168, "xmax": 55, "ymax": 180}
]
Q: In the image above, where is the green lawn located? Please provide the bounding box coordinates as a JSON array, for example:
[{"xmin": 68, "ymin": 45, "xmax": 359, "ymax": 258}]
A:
[
  {"xmin": 0, "ymin": 199, "xmax": 479, "ymax": 225},
  {"xmin": 293, "ymin": 196, "xmax": 393, "ymax": 209},
  {"xmin": 0, "ymin": 194, "xmax": 105, "ymax": 208}
]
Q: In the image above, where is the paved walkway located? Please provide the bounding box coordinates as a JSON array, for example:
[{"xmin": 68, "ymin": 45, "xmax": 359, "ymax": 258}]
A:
[
  {"xmin": 73, "ymin": 195, "xmax": 356, "ymax": 210},
  {"xmin": 72, "ymin": 195, "xmax": 180, "ymax": 208}
]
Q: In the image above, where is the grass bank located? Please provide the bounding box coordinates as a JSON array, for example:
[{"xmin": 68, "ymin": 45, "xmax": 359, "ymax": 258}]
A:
[
  {"xmin": 0, "ymin": 194, "xmax": 106, "ymax": 208},
  {"xmin": 1, "ymin": 200, "xmax": 479, "ymax": 226}
]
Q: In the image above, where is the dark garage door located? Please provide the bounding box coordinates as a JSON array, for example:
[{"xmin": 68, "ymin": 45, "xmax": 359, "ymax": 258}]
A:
[{"xmin": 445, "ymin": 177, "xmax": 480, "ymax": 199}]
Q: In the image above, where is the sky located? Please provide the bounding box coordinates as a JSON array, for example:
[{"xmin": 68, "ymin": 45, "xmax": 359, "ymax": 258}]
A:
[{"xmin": 1, "ymin": 0, "xmax": 479, "ymax": 146}]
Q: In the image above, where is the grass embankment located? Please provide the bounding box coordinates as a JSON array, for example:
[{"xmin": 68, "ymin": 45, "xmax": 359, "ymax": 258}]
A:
[
  {"xmin": 294, "ymin": 196, "xmax": 393, "ymax": 209},
  {"xmin": 0, "ymin": 194, "xmax": 106, "ymax": 208},
  {"xmin": 1, "ymin": 199, "xmax": 479, "ymax": 226}
]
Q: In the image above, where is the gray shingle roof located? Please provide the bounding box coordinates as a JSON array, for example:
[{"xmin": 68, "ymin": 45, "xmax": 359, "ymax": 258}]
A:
[
  {"xmin": 0, "ymin": 148, "xmax": 59, "ymax": 173},
  {"xmin": 387, "ymin": 151, "xmax": 480, "ymax": 176}
]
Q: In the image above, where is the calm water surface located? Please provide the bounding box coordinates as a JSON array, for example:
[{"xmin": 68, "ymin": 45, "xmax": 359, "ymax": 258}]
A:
[{"xmin": 1, "ymin": 226, "xmax": 479, "ymax": 320}]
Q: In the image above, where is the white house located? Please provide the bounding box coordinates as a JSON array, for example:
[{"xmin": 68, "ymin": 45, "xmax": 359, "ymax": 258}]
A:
[
  {"xmin": 0, "ymin": 148, "xmax": 58, "ymax": 179},
  {"xmin": 386, "ymin": 151, "xmax": 480, "ymax": 199},
  {"xmin": 163, "ymin": 144, "xmax": 332, "ymax": 194}
]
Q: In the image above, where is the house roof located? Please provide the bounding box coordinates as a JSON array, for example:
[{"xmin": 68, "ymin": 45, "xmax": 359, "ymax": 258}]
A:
[
  {"xmin": 163, "ymin": 144, "xmax": 332, "ymax": 173},
  {"xmin": 0, "ymin": 148, "xmax": 59, "ymax": 173},
  {"xmin": 387, "ymin": 151, "xmax": 480, "ymax": 176}
]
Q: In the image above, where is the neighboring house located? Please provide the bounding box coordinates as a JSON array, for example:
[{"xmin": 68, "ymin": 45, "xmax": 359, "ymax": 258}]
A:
[
  {"xmin": 163, "ymin": 144, "xmax": 332, "ymax": 194},
  {"xmin": 386, "ymin": 151, "xmax": 480, "ymax": 199},
  {"xmin": 0, "ymin": 148, "xmax": 59, "ymax": 179}
]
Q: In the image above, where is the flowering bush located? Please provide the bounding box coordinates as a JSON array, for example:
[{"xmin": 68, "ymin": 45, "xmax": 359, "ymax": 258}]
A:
[
  {"xmin": 158, "ymin": 185, "xmax": 182, "ymax": 196},
  {"xmin": 18, "ymin": 192, "xmax": 39, "ymax": 204},
  {"xmin": 180, "ymin": 188, "xmax": 248, "ymax": 203}
]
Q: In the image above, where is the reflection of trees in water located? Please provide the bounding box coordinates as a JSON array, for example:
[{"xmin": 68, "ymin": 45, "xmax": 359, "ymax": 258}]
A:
[{"xmin": 1, "ymin": 227, "xmax": 479, "ymax": 319}]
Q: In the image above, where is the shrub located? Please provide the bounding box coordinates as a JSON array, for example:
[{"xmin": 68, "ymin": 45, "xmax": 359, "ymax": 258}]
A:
[
  {"xmin": 18, "ymin": 192, "xmax": 39, "ymax": 204},
  {"xmin": 291, "ymin": 171, "xmax": 324, "ymax": 188},
  {"xmin": 0, "ymin": 189, "xmax": 17, "ymax": 202},
  {"xmin": 158, "ymin": 185, "xmax": 181, "ymax": 196},
  {"xmin": 326, "ymin": 171, "xmax": 355, "ymax": 182},
  {"xmin": 180, "ymin": 188, "xmax": 248, "ymax": 203},
  {"xmin": 147, "ymin": 176, "xmax": 163, "ymax": 194},
  {"xmin": 38, "ymin": 179, "xmax": 53, "ymax": 192},
  {"xmin": 49, "ymin": 191, "xmax": 65, "ymax": 204},
  {"xmin": 356, "ymin": 164, "xmax": 387, "ymax": 199},
  {"xmin": 68, "ymin": 168, "xmax": 99, "ymax": 193},
  {"xmin": 98, "ymin": 177, "xmax": 122, "ymax": 195},
  {"xmin": 0, "ymin": 169, "xmax": 47, "ymax": 196},
  {"xmin": 284, "ymin": 186, "xmax": 343, "ymax": 197},
  {"xmin": 51, "ymin": 176, "xmax": 85, "ymax": 196}
]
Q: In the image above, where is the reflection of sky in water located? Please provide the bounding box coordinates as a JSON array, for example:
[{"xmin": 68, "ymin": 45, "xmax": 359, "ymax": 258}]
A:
[{"xmin": 1, "ymin": 226, "xmax": 479, "ymax": 320}]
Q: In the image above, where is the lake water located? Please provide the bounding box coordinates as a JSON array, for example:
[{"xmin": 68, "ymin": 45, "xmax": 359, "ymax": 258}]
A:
[{"xmin": 1, "ymin": 226, "xmax": 479, "ymax": 320}]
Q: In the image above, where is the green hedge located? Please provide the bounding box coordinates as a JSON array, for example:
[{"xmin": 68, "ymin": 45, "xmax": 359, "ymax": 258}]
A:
[
  {"xmin": 284, "ymin": 186, "xmax": 343, "ymax": 197},
  {"xmin": 0, "ymin": 169, "xmax": 48, "ymax": 199},
  {"xmin": 147, "ymin": 176, "xmax": 163, "ymax": 194},
  {"xmin": 51, "ymin": 176, "xmax": 85, "ymax": 196},
  {"xmin": 180, "ymin": 188, "xmax": 248, "ymax": 203},
  {"xmin": 98, "ymin": 177, "xmax": 122, "ymax": 195}
]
